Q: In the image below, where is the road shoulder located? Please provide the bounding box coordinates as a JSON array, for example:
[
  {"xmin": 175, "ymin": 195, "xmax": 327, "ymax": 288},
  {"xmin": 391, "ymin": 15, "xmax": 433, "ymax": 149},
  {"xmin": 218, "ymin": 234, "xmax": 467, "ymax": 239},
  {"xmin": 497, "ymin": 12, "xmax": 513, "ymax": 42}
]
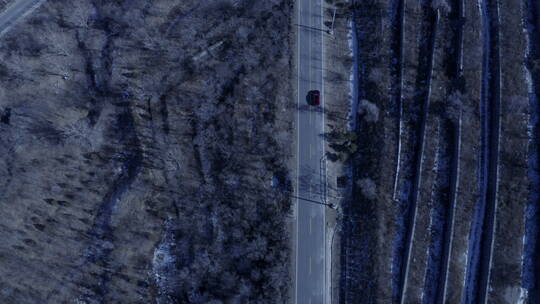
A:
[
  {"xmin": 321, "ymin": 2, "xmax": 354, "ymax": 303},
  {"xmin": 289, "ymin": 0, "xmax": 300, "ymax": 303}
]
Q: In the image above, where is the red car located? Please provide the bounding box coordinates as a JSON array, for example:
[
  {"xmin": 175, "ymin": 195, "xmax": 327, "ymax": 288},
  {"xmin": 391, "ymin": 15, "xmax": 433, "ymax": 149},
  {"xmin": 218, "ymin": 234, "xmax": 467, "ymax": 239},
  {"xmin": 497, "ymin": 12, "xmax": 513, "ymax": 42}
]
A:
[{"xmin": 307, "ymin": 90, "xmax": 320, "ymax": 106}]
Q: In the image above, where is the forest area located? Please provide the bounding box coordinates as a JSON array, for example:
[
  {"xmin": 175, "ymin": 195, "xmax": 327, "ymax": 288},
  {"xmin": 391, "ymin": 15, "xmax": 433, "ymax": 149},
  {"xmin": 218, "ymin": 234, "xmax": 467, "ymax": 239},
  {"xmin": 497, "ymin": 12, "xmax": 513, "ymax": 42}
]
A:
[{"xmin": 0, "ymin": 0, "xmax": 294, "ymax": 303}]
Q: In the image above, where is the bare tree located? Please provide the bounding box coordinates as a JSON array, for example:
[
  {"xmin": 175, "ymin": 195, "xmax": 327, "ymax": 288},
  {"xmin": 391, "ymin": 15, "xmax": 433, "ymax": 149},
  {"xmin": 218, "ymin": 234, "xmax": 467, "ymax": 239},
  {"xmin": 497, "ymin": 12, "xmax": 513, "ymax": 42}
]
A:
[
  {"xmin": 356, "ymin": 178, "xmax": 377, "ymax": 200},
  {"xmin": 431, "ymin": 0, "xmax": 451, "ymax": 13},
  {"xmin": 357, "ymin": 99, "xmax": 380, "ymax": 122}
]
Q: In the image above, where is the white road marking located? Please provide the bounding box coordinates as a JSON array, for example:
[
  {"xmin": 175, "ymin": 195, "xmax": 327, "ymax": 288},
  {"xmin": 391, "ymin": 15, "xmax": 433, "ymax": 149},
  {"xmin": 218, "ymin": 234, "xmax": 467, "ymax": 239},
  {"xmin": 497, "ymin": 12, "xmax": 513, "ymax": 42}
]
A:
[{"xmin": 321, "ymin": 2, "xmax": 327, "ymax": 303}]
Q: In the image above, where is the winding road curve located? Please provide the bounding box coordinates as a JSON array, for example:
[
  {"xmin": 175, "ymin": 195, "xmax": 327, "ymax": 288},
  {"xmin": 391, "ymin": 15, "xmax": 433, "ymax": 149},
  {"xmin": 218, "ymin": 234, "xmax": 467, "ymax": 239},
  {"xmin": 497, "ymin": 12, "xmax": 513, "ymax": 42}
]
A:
[{"xmin": 0, "ymin": 0, "xmax": 45, "ymax": 37}]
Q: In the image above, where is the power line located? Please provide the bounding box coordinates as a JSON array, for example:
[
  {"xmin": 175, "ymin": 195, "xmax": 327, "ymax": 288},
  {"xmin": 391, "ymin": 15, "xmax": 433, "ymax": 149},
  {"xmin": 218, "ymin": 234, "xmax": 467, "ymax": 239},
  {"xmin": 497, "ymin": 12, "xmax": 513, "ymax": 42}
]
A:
[
  {"xmin": 289, "ymin": 194, "xmax": 335, "ymax": 208},
  {"xmin": 294, "ymin": 23, "xmax": 332, "ymax": 35}
]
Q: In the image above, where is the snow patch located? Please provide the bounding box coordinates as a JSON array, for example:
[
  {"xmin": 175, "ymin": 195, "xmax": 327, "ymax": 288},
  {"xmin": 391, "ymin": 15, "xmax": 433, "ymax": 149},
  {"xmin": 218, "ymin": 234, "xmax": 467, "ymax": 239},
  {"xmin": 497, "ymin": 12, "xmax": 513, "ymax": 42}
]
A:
[{"xmin": 151, "ymin": 219, "xmax": 180, "ymax": 303}]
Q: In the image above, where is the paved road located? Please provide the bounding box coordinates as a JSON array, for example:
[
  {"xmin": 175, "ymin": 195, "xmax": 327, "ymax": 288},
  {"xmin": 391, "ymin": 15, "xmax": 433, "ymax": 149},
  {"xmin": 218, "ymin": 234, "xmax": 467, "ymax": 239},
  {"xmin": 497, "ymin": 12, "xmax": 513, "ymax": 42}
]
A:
[
  {"xmin": 0, "ymin": 0, "xmax": 44, "ymax": 36},
  {"xmin": 296, "ymin": 0, "xmax": 325, "ymax": 303}
]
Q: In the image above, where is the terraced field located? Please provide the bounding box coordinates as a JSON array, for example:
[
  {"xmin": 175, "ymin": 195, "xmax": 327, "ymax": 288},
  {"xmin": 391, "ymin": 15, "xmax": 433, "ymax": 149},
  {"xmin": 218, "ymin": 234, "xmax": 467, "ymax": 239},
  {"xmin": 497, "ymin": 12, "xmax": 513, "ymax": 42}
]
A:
[{"xmin": 340, "ymin": 0, "xmax": 531, "ymax": 302}]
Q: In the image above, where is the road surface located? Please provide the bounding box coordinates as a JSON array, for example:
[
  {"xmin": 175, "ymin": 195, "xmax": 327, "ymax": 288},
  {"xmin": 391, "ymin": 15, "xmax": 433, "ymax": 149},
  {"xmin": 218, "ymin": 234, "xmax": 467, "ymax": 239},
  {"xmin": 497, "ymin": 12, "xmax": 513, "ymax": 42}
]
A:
[
  {"xmin": 296, "ymin": 0, "xmax": 325, "ymax": 303},
  {"xmin": 0, "ymin": 0, "xmax": 45, "ymax": 37}
]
